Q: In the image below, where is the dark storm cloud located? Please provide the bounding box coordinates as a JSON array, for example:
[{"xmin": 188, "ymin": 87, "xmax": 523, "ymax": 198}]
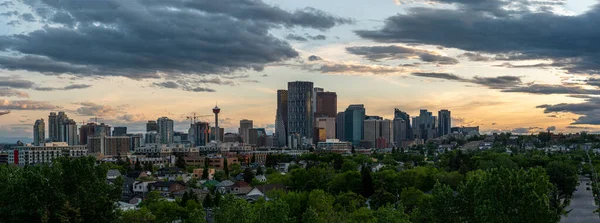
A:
[
  {"xmin": 412, "ymin": 72, "xmax": 465, "ymax": 81},
  {"xmin": 471, "ymin": 76, "xmax": 522, "ymax": 89},
  {"xmin": 306, "ymin": 34, "xmax": 327, "ymax": 40},
  {"xmin": 503, "ymin": 85, "xmax": 600, "ymax": 95},
  {"xmin": 0, "ymin": 0, "xmax": 349, "ymax": 79},
  {"xmin": 0, "ymin": 77, "xmax": 35, "ymax": 89},
  {"xmin": 182, "ymin": 0, "xmax": 352, "ymax": 29},
  {"xmin": 537, "ymin": 97, "xmax": 600, "ymax": 125},
  {"xmin": 34, "ymin": 84, "xmax": 91, "ymax": 91},
  {"xmin": 75, "ymin": 102, "xmax": 117, "ymax": 116},
  {"xmin": 412, "ymin": 72, "xmax": 522, "ymax": 89},
  {"xmin": 460, "ymin": 52, "xmax": 493, "ymax": 61},
  {"xmin": 152, "ymin": 78, "xmax": 223, "ymax": 93},
  {"xmin": 308, "ymin": 55, "xmax": 322, "ymax": 61},
  {"xmin": 0, "ymin": 11, "xmax": 18, "ymax": 17},
  {"xmin": 346, "ymin": 45, "xmax": 458, "ymax": 64},
  {"xmin": 286, "ymin": 34, "xmax": 308, "ymax": 41},
  {"xmin": 355, "ymin": 0, "xmax": 600, "ymax": 75},
  {"xmin": 19, "ymin": 13, "xmax": 35, "ymax": 22}
]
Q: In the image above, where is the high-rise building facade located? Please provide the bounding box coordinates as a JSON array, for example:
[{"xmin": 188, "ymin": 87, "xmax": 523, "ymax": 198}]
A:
[
  {"xmin": 363, "ymin": 116, "xmax": 382, "ymax": 148},
  {"xmin": 157, "ymin": 117, "xmax": 174, "ymax": 144},
  {"xmin": 275, "ymin": 90, "xmax": 288, "ymax": 147},
  {"xmin": 413, "ymin": 109, "xmax": 437, "ymax": 141},
  {"xmin": 191, "ymin": 122, "xmax": 209, "ymax": 146},
  {"xmin": 393, "ymin": 118, "xmax": 407, "ymax": 145},
  {"xmin": 48, "ymin": 112, "xmax": 57, "ymax": 142},
  {"xmin": 145, "ymin": 131, "xmax": 160, "ymax": 144},
  {"xmin": 381, "ymin": 119, "xmax": 393, "ymax": 147},
  {"xmin": 344, "ymin": 105, "xmax": 365, "ymax": 146},
  {"xmin": 438, "ymin": 110, "xmax": 451, "ymax": 137},
  {"xmin": 312, "ymin": 87, "xmax": 324, "ymax": 117},
  {"xmin": 315, "ymin": 91, "xmax": 337, "ymax": 118},
  {"xmin": 79, "ymin": 123, "xmax": 96, "ymax": 145},
  {"xmin": 239, "ymin": 119, "xmax": 253, "ymax": 144},
  {"xmin": 336, "ymin": 112, "xmax": 345, "ymax": 141},
  {"xmin": 288, "ymin": 81, "xmax": 314, "ymax": 140},
  {"xmin": 316, "ymin": 117, "xmax": 336, "ymax": 139},
  {"xmin": 87, "ymin": 136, "xmax": 131, "ymax": 156},
  {"xmin": 146, "ymin": 121, "xmax": 158, "ymax": 132},
  {"xmin": 94, "ymin": 123, "xmax": 112, "ymax": 137},
  {"xmin": 113, "ymin": 127, "xmax": 127, "ymax": 136},
  {"xmin": 63, "ymin": 119, "xmax": 78, "ymax": 146},
  {"xmin": 210, "ymin": 127, "xmax": 224, "ymax": 142},
  {"xmin": 33, "ymin": 119, "xmax": 45, "ymax": 146},
  {"xmin": 393, "ymin": 109, "xmax": 411, "ymax": 141},
  {"xmin": 48, "ymin": 112, "xmax": 69, "ymax": 142}
]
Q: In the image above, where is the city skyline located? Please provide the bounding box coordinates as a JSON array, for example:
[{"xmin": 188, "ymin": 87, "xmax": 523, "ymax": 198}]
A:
[{"xmin": 1, "ymin": 0, "xmax": 600, "ymax": 142}]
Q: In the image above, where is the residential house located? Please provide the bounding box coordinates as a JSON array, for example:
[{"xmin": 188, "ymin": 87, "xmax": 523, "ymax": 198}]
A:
[
  {"xmin": 215, "ymin": 180, "xmax": 235, "ymax": 194},
  {"xmin": 133, "ymin": 181, "xmax": 156, "ymax": 195},
  {"xmin": 148, "ymin": 181, "xmax": 186, "ymax": 198},
  {"xmin": 230, "ymin": 181, "xmax": 253, "ymax": 195},
  {"xmin": 193, "ymin": 168, "xmax": 215, "ymax": 179},
  {"xmin": 156, "ymin": 167, "xmax": 187, "ymax": 181}
]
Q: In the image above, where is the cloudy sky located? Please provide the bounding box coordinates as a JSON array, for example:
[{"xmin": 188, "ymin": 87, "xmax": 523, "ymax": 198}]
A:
[{"xmin": 0, "ymin": 0, "xmax": 599, "ymax": 142}]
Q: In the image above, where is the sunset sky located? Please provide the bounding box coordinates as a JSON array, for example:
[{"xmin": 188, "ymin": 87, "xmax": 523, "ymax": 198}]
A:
[{"xmin": 1, "ymin": 0, "xmax": 600, "ymax": 142}]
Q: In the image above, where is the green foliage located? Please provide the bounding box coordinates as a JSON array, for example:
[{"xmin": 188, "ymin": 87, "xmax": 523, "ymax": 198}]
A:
[
  {"xmin": 175, "ymin": 155, "xmax": 187, "ymax": 169},
  {"xmin": 0, "ymin": 157, "xmax": 121, "ymax": 223},
  {"xmin": 546, "ymin": 160, "xmax": 578, "ymax": 198},
  {"xmin": 117, "ymin": 207, "xmax": 156, "ymax": 223},
  {"xmin": 329, "ymin": 170, "xmax": 362, "ymax": 194},
  {"xmin": 373, "ymin": 205, "xmax": 411, "ymax": 223},
  {"xmin": 333, "ymin": 191, "xmax": 366, "ymax": 213},
  {"xmin": 256, "ymin": 165, "xmax": 264, "ymax": 175},
  {"xmin": 361, "ymin": 165, "xmax": 375, "ymax": 198},
  {"xmin": 214, "ymin": 170, "xmax": 226, "ymax": 181},
  {"xmin": 243, "ymin": 167, "xmax": 255, "ymax": 183},
  {"xmin": 224, "ymin": 158, "xmax": 230, "ymax": 177},
  {"xmin": 230, "ymin": 163, "xmax": 243, "ymax": 177}
]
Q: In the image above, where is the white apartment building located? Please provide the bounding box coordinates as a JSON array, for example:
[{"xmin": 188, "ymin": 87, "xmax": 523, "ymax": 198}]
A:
[{"xmin": 7, "ymin": 142, "xmax": 88, "ymax": 165}]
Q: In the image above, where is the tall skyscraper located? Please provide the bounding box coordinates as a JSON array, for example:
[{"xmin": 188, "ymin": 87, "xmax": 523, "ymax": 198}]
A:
[
  {"xmin": 336, "ymin": 112, "xmax": 345, "ymax": 141},
  {"xmin": 315, "ymin": 91, "xmax": 337, "ymax": 118},
  {"xmin": 239, "ymin": 119, "xmax": 253, "ymax": 144},
  {"xmin": 316, "ymin": 117, "xmax": 336, "ymax": 139},
  {"xmin": 275, "ymin": 90, "xmax": 288, "ymax": 147},
  {"xmin": 288, "ymin": 81, "xmax": 314, "ymax": 140},
  {"xmin": 381, "ymin": 119, "xmax": 393, "ymax": 147},
  {"xmin": 210, "ymin": 127, "xmax": 224, "ymax": 142},
  {"xmin": 157, "ymin": 117, "xmax": 174, "ymax": 144},
  {"xmin": 146, "ymin": 121, "xmax": 158, "ymax": 132},
  {"xmin": 393, "ymin": 118, "xmax": 407, "ymax": 145},
  {"xmin": 63, "ymin": 119, "xmax": 78, "ymax": 146},
  {"xmin": 113, "ymin": 127, "xmax": 127, "ymax": 136},
  {"xmin": 48, "ymin": 112, "xmax": 57, "ymax": 142},
  {"xmin": 79, "ymin": 123, "xmax": 96, "ymax": 145},
  {"xmin": 413, "ymin": 109, "xmax": 437, "ymax": 141},
  {"xmin": 363, "ymin": 116, "xmax": 382, "ymax": 148},
  {"xmin": 33, "ymin": 119, "xmax": 45, "ymax": 146},
  {"xmin": 48, "ymin": 112, "xmax": 69, "ymax": 142},
  {"xmin": 393, "ymin": 109, "xmax": 411, "ymax": 141},
  {"xmin": 312, "ymin": 87, "xmax": 324, "ymax": 116},
  {"xmin": 94, "ymin": 123, "xmax": 112, "ymax": 137},
  {"xmin": 213, "ymin": 105, "xmax": 221, "ymax": 142},
  {"xmin": 438, "ymin": 110, "xmax": 451, "ymax": 137},
  {"xmin": 344, "ymin": 105, "xmax": 365, "ymax": 145}
]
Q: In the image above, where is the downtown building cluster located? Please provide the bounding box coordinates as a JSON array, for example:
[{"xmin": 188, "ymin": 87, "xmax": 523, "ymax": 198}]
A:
[
  {"xmin": 3, "ymin": 81, "xmax": 479, "ymax": 165},
  {"xmin": 275, "ymin": 81, "xmax": 478, "ymax": 152}
]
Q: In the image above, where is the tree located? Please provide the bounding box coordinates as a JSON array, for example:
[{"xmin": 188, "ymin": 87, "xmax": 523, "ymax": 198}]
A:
[
  {"xmin": 231, "ymin": 163, "xmax": 243, "ymax": 177},
  {"xmin": 224, "ymin": 158, "xmax": 230, "ymax": 177},
  {"xmin": 399, "ymin": 187, "xmax": 425, "ymax": 215},
  {"xmin": 334, "ymin": 191, "xmax": 366, "ymax": 213},
  {"xmin": 361, "ymin": 164, "xmax": 375, "ymax": 198},
  {"xmin": 253, "ymin": 198, "xmax": 291, "ymax": 223},
  {"xmin": 546, "ymin": 161, "xmax": 578, "ymax": 198},
  {"xmin": 0, "ymin": 157, "xmax": 122, "ymax": 223},
  {"xmin": 244, "ymin": 167, "xmax": 255, "ymax": 183},
  {"xmin": 117, "ymin": 207, "xmax": 156, "ymax": 223},
  {"xmin": 214, "ymin": 170, "xmax": 226, "ymax": 181},
  {"xmin": 202, "ymin": 168, "xmax": 209, "ymax": 180},
  {"xmin": 256, "ymin": 165, "xmax": 264, "ymax": 175},
  {"xmin": 251, "ymin": 154, "xmax": 256, "ymax": 164},
  {"xmin": 214, "ymin": 195, "xmax": 255, "ymax": 223},
  {"xmin": 329, "ymin": 171, "xmax": 362, "ymax": 194},
  {"xmin": 203, "ymin": 193, "xmax": 213, "ymax": 208},
  {"xmin": 374, "ymin": 205, "xmax": 411, "ymax": 223},
  {"xmin": 369, "ymin": 189, "xmax": 396, "ymax": 210},
  {"xmin": 135, "ymin": 158, "xmax": 142, "ymax": 171},
  {"xmin": 145, "ymin": 162, "xmax": 154, "ymax": 172},
  {"xmin": 176, "ymin": 155, "xmax": 187, "ymax": 169}
]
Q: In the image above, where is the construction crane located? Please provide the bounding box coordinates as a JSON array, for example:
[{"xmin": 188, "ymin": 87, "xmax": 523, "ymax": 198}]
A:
[{"xmin": 186, "ymin": 112, "xmax": 198, "ymax": 125}]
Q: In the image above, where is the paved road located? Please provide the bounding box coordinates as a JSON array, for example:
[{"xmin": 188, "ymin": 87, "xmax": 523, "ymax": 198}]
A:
[{"xmin": 561, "ymin": 176, "xmax": 599, "ymax": 223}]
